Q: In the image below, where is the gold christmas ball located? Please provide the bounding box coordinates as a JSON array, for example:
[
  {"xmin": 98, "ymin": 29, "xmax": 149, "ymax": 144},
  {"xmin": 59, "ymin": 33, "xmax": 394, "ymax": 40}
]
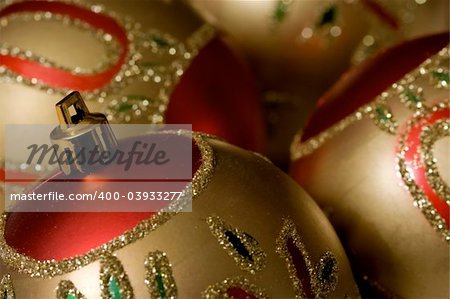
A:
[
  {"xmin": 290, "ymin": 33, "xmax": 449, "ymax": 298},
  {"xmin": 186, "ymin": 0, "xmax": 371, "ymax": 166},
  {"xmin": 187, "ymin": 0, "xmax": 369, "ymax": 90},
  {"xmin": 1, "ymin": 128, "xmax": 359, "ymax": 297}
]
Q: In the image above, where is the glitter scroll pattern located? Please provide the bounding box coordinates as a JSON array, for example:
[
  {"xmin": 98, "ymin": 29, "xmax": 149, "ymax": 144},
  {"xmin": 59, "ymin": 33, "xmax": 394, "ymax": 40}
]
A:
[
  {"xmin": 0, "ymin": 274, "xmax": 15, "ymax": 299},
  {"xmin": 276, "ymin": 218, "xmax": 339, "ymax": 298},
  {"xmin": 56, "ymin": 280, "xmax": 86, "ymax": 299},
  {"xmin": 144, "ymin": 250, "xmax": 177, "ymax": 298},
  {"xmin": 206, "ymin": 215, "xmax": 267, "ymax": 274},
  {"xmin": 202, "ymin": 277, "xmax": 268, "ymax": 299},
  {"xmin": 99, "ymin": 255, "xmax": 134, "ymax": 299}
]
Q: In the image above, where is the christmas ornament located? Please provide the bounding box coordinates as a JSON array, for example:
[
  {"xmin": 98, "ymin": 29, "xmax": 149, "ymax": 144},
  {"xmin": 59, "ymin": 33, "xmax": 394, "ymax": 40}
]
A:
[
  {"xmin": 187, "ymin": 0, "xmax": 370, "ymax": 165},
  {"xmin": 187, "ymin": 0, "xmax": 369, "ymax": 89},
  {"xmin": 290, "ymin": 32, "xmax": 449, "ymax": 298},
  {"xmin": 0, "ymin": 0, "xmax": 266, "ymax": 160},
  {"xmin": 352, "ymin": 0, "xmax": 449, "ymax": 63},
  {"xmin": 0, "ymin": 92, "xmax": 359, "ymax": 297}
]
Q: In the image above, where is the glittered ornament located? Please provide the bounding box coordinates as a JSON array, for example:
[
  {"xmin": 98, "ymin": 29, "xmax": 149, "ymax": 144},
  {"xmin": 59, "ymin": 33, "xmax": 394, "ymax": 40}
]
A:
[
  {"xmin": 187, "ymin": 0, "xmax": 369, "ymax": 89},
  {"xmin": 0, "ymin": 0, "xmax": 266, "ymax": 161},
  {"xmin": 0, "ymin": 92, "xmax": 359, "ymax": 297},
  {"xmin": 291, "ymin": 32, "xmax": 449, "ymax": 298}
]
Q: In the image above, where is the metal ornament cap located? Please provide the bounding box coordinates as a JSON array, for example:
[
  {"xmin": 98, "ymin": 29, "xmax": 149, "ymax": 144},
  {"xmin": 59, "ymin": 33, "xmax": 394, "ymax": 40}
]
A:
[{"xmin": 49, "ymin": 91, "xmax": 118, "ymax": 175}]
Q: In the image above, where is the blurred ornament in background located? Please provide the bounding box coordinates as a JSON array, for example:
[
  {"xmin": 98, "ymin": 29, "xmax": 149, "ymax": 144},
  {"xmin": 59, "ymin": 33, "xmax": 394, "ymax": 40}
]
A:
[
  {"xmin": 187, "ymin": 0, "xmax": 368, "ymax": 90},
  {"xmin": 290, "ymin": 33, "xmax": 449, "ymax": 298},
  {"xmin": 187, "ymin": 0, "xmax": 370, "ymax": 167},
  {"xmin": 352, "ymin": 0, "xmax": 449, "ymax": 63}
]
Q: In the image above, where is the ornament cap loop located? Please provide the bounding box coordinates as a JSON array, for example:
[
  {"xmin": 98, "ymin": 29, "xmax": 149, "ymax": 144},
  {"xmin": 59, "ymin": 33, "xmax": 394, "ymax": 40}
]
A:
[{"xmin": 50, "ymin": 91, "xmax": 118, "ymax": 175}]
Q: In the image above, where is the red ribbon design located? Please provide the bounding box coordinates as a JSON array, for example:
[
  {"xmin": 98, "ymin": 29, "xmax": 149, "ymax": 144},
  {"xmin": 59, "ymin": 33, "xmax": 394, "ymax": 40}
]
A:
[
  {"xmin": 0, "ymin": 0, "xmax": 129, "ymax": 91},
  {"xmin": 402, "ymin": 108, "xmax": 449, "ymax": 226}
]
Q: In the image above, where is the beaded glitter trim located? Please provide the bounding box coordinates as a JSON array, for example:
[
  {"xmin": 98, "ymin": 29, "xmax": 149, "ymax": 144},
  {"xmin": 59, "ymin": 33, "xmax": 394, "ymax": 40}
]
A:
[
  {"xmin": 99, "ymin": 255, "xmax": 134, "ymax": 299},
  {"xmin": 56, "ymin": 280, "xmax": 86, "ymax": 299},
  {"xmin": 0, "ymin": 0, "xmax": 216, "ymax": 124},
  {"xmin": 0, "ymin": 274, "xmax": 15, "ymax": 299},
  {"xmin": 291, "ymin": 46, "xmax": 449, "ymax": 160},
  {"xmin": 202, "ymin": 276, "xmax": 268, "ymax": 299},
  {"xmin": 397, "ymin": 103, "xmax": 450, "ymax": 242},
  {"xmin": 145, "ymin": 250, "xmax": 177, "ymax": 298},
  {"xmin": 0, "ymin": 132, "xmax": 216, "ymax": 278},
  {"xmin": 420, "ymin": 118, "xmax": 450, "ymax": 204},
  {"xmin": 276, "ymin": 218, "xmax": 339, "ymax": 299},
  {"xmin": 206, "ymin": 215, "xmax": 267, "ymax": 274}
]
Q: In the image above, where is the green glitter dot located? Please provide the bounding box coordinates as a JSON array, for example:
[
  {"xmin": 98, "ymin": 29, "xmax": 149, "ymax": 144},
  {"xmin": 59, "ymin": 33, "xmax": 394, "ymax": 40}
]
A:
[
  {"xmin": 432, "ymin": 71, "xmax": 450, "ymax": 83},
  {"xmin": 151, "ymin": 35, "xmax": 170, "ymax": 48},
  {"xmin": 403, "ymin": 89, "xmax": 422, "ymax": 104},
  {"xmin": 156, "ymin": 272, "xmax": 166, "ymax": 299},
  {"xmin": 66, "ymin": 293, "xmax": 77, "ymax": 299},
  {"xmin": 115, "ymin": 103, "xmax": 133, "ymax": 113},
  {"xmin": 375, "ymin": 106, "xmax": 390, "ymax": 121},
  {"xmin": 273, "ymin": 1, "xmax": 289, "ymax": 23},
  {"xmin": 108, "ymin": 276, "xmax": 121, "ymax": 299}
]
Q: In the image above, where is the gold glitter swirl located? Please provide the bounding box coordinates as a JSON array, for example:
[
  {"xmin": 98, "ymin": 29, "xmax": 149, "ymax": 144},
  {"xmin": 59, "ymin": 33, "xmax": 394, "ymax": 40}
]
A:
[
  {"xmin": 0, "ymin": 274, "xmax": 15, "ymax": 299},
  {"xmin": 99, "ymin": 254, "xmax": 134, "ymax": 299},
  {"xmin": 292, "ymin": 46, "xmax": 449, "ymax": 160},
  {"xmin": 397, "ymin": 103, "xmax": 450, "ymax": 242},
  {"xmin": 276, "ymin": 218, "xmax": 339, "ymax": 299},
  {"xmin": 144, "ymin": 250, "xmax": 177, "ymax": 298},
  {"xmin": 206, "ymin": 215, "xmax": 267, "ymax": 274},
  {"xmin": 421, "ymin": 119, "xmax": 450, "ymax": 204},
  {"xmin": 56, "ymin": 280, "xmax": 86, "ymax": 299},
  {"xmin": 276, "ymin": 217, "xmax": 314, "ymax": 298},
  {"xmin": 0, "ymin": 132, "xmax": 216, "ymax": 278},
  {"xmin": 202, "ymin": 276, "xmax": 268, "ymax": 299}
]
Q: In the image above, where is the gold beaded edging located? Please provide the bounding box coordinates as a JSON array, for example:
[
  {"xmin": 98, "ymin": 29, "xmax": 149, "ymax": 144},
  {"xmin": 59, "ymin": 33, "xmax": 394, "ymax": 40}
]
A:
[
  {"xmin": 0, "ymin": 274, "xmax": 16, "ymax": 299},
  {"xmin": 144, "ymin": 250, "xmax": 177, "ymax": 298},
  {"xmin": 202, "ymin": 276, "xmax": 268, "ymax": 299},
  {"xmin": 0, "ymin": 132, "xmax": 216, "ymax": 278},
  {"xmin": 275, "ymin": 218, "xmax": 339, "ymax": 299},
  {"xmin": 421, "ymin": 119, "xmax": 450, "ymax": 204},
  {"xmin": 206, "ymin": 215, "xmax": 267, "ymax": 274},
  {"xmin": 56, "ymin": 280, "xmax": 86, "ymax": 299},
  {"xmin": 397, "ymin": 103, "xmax": 450, "ymax": 242},
  {"xmin": 291, "ymin": 46, "xmax": 449, "ymax": 160},
  {"xmin": 99, "ymin": 255, "xmax": 134, "ymax": 299}
]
